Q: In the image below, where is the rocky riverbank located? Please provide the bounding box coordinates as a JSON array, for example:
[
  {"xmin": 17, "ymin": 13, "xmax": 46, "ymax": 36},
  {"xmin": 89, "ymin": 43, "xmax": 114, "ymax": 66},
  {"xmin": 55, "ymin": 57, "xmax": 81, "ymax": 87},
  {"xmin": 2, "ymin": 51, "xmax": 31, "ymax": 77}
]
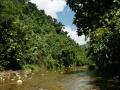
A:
[{"xmin": 0, "ymin": 69, "xmax": 32, "ymax": 84}]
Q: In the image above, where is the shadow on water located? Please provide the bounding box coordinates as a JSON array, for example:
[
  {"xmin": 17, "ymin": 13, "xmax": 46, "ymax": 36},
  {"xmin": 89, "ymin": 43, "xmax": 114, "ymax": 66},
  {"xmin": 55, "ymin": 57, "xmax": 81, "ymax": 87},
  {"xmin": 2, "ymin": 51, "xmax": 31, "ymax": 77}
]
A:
[
  {"xmin": 64, "ymin": 67, "xmax": 120, "ymax": 90},
  {"xmin": 93, "ymin": 77, "xmax": 120, "ymax": 90}
]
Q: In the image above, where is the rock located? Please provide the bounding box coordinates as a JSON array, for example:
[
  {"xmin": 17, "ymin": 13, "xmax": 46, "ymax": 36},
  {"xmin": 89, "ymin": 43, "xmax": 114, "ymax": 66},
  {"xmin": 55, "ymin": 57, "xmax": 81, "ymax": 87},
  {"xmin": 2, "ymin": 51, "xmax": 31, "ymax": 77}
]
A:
[
  {"xmin": 39, "ymin": 88, "xmax": 44, "ymax": 90},
  {"xmin": 0, "ymin": 76, "xmax": 2, "ymax": 80},
  {"xmin": 11, "ymin": 78, "xmax": 15, "ymax": 81},
  {"xmin": 17, "ymin": 80, "xmax": 23, "ymax": 85}
]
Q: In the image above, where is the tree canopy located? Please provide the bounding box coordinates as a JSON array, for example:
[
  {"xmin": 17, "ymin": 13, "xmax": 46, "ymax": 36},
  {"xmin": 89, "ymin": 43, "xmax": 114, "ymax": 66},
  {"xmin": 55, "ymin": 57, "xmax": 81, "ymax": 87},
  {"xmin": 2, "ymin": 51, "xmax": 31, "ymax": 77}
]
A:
[
  {"xmin": 67, "ymin": 0, "xmax": 120, "ymax": 76},
  {"xmin": 67, "ymin": 0, "xmax": 120, "ymax": 35}
]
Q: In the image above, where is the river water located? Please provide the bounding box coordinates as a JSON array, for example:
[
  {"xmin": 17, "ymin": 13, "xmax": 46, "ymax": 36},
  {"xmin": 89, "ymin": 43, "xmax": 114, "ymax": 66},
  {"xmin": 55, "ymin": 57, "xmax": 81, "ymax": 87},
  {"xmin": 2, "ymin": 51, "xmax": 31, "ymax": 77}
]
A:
[{"xmin": 0, "ymin": 67, "xmax": 120, "ymax": 90}]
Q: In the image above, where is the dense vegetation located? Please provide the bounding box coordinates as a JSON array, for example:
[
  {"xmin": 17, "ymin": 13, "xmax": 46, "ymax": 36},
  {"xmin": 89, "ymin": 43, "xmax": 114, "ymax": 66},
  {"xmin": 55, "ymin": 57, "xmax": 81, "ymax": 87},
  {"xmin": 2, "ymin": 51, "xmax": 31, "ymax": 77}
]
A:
[
  {"xmin": 0, "ymin": 0, "xmax": 88, "ymax": 70},
  {"xmin": 67, "ymin": 0, "xmax": 120, "ymax": 76}
]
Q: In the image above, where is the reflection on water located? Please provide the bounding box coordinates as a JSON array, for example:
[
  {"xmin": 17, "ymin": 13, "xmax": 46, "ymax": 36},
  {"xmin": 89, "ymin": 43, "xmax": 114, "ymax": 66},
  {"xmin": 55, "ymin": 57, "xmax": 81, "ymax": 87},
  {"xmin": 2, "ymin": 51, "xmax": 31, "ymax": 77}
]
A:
[{"xmin": 0, "ymin": 67, "xmax": 120, "ymax": 90}]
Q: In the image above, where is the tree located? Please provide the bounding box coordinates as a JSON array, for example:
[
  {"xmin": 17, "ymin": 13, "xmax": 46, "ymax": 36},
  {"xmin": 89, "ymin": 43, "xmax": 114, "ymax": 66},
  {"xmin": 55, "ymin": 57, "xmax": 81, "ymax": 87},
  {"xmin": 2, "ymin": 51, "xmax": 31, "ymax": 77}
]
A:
[
  {"xmin": 67, "ymin": 0, "xmax": 120, "ymax": 75},
  {"xmin": 67, "ymin": 0, "xmax": 119, "ymax": 35}
]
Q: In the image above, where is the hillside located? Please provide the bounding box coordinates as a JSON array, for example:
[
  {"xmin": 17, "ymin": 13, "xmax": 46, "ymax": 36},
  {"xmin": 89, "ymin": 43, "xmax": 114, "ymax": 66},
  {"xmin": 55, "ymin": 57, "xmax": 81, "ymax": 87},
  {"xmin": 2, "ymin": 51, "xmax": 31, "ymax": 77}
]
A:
[{"xmin": 0, "ymin": 0, "xmax": 88, "ymax": 70}]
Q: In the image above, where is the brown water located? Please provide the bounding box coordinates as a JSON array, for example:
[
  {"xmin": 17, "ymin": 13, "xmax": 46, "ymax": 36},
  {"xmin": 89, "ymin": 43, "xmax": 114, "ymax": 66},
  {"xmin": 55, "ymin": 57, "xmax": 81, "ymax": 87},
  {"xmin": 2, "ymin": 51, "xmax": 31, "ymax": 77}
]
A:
[{"xmin": 0, "ymin": 67, "xmax": 120, "ymax": 90}]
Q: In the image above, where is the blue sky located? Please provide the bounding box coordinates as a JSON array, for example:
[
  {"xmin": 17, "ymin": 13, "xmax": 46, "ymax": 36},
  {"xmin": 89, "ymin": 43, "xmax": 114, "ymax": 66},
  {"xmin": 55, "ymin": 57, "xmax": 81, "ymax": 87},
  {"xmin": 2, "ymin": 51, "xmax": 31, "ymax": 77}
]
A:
[
  {"xmin": 30, "ymin": 0, "xmax": 87, "ymax": 45},
  {"xmin": 57, "ymin": 6, "xmax": 77, "ymax": 30}
]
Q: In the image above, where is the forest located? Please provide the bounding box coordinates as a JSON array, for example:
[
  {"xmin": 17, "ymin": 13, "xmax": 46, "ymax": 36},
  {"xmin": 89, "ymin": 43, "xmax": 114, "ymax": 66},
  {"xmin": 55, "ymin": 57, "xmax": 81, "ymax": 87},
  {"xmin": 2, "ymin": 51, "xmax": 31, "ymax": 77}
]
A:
[
  {"xmin": 0, "ymin": 0, "xmax": 88, "ymax": 71},
  {"xmin": 0, "ymin": 0, "xmax": 120, "ymax": 79},
  {"xmin": 0, "ymin": 0, "xmax": 120, "ymax": 89}
]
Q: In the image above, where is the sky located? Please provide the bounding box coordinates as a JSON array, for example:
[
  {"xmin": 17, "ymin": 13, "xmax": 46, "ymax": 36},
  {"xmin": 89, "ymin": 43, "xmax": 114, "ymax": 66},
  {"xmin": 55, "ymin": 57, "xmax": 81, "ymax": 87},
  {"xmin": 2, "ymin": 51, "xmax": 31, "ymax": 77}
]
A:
[{"xmin": 30, "ymin": 0, "xmax": 88, "ymax": 45}]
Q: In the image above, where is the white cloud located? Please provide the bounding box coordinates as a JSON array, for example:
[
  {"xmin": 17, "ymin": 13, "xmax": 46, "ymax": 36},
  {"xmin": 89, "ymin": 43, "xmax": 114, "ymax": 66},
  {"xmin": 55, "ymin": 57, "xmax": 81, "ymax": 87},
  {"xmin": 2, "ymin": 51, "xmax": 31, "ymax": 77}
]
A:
[
  {"xmin": 30, "ymin": 0, "xmax": 66, "ymax": 18},
  {"xmin": 30, "ymin": 0, "xmax": 88, "ymax": 45},
  {"xmin": 63, "ymin": 26, "xmax": 88, "ymax": 45}
]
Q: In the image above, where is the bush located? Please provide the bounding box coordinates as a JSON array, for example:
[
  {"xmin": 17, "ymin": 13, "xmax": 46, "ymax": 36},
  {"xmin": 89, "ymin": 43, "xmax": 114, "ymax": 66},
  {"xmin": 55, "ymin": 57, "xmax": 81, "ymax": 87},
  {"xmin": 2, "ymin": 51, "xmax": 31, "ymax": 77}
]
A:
[{"xmin": 88, "ymin": 64, "xmax": 96, "ymax": 70}]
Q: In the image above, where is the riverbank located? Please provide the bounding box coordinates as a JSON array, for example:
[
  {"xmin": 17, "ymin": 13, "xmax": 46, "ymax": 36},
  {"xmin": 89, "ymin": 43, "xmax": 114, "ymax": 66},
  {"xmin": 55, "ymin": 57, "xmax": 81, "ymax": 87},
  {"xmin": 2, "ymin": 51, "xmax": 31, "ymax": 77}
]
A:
[
  {"xmin": 0, "ymin": 66, "xmax": 87, "ymax": 84},
  {"xmin": 0, "ymin": 66, "xmax": 120, "ymax": 90},
  {"xmin": 0, "ymin": 66, "xmax": 97, "ymax": 90},
  {"xmin": 0, "ymin": 64, "xmax": 42, "ymax": 84},
  {"xmin": 0, "ymin": 69, "xmax": 33, "ymax": 84}
]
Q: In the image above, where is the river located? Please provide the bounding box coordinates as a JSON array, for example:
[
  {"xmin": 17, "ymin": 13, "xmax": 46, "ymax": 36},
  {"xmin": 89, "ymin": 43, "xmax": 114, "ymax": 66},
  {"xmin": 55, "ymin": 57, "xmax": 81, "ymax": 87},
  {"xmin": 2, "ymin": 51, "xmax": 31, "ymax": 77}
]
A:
[{"xmin": 0, "ymin": 67, "xmax": 120, "ymax": 90}]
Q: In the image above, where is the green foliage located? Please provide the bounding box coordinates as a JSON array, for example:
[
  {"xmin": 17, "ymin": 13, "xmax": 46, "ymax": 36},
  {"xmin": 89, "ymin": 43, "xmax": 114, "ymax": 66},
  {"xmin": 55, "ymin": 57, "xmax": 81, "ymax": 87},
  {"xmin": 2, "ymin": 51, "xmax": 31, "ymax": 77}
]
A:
[
  {"xmin": 67, "ymin": 0, "xmax": 120, "ymax": 75},
  {"xmin": 0, "ymin": 0, "xmax": 88, "ymax": 70},
  {"xmin": 22, "ymin": 64, "xmax": 39, "ymax": 71},
  {"xmin": 88, "ymin": 9, "xmax": 120, "ymax": 74},
  {"xmin": 67, "ymin": 0, "xmax": 120, "ymax": 35}
]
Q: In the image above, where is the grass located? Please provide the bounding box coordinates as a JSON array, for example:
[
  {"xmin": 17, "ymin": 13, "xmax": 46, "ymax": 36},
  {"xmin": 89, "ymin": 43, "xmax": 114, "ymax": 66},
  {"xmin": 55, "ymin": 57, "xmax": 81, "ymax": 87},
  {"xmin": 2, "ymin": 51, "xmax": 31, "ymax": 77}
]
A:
[{"xmin": 22, "ymin": 64, "xmax": 40, "ymax": 72}]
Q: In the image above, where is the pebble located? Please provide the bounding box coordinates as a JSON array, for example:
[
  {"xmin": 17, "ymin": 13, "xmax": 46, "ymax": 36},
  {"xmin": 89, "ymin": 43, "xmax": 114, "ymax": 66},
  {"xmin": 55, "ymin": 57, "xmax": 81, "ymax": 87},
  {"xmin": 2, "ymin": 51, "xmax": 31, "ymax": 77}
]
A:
[
  {"xmin": 11, "ymin": 78, "xmax": 15, "ymax": 81},
  {"xmin": 39, "ymin": 88, "xmax": 43, "ymax": 90},
  {"xmin": 17, "ymin": 80, "xmax": 23, "ymax": 85}
]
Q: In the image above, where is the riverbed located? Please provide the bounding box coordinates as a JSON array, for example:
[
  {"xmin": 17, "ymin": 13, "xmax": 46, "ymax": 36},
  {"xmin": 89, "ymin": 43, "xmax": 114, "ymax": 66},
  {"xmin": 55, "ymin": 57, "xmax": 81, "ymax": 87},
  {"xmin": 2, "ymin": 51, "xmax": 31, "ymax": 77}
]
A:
[{"xmin": 0, "ymin": 67, "xmax": 120, "ymax": 90}]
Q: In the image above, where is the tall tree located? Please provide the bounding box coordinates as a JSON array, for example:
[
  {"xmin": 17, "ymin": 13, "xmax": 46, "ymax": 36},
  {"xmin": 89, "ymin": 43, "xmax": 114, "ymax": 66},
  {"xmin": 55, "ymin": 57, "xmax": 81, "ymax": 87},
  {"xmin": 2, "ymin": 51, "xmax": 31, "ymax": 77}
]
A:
[{"xmin": 67, "ymin": 0, "xmax": 120, "ymax": 75}]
